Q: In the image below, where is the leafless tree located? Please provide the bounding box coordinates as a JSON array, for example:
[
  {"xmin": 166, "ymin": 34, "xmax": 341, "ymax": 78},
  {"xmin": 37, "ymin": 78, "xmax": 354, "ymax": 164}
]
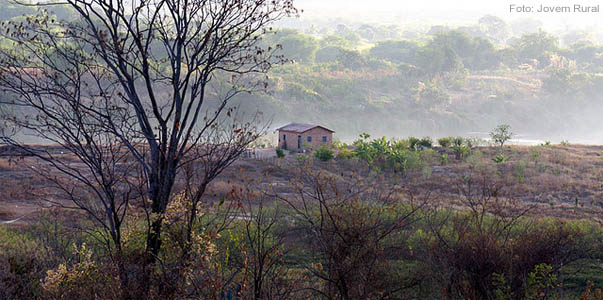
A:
[
  {"xmin": 0, "ymin": 0, "xmax": 297, "ymax": 297},
  {"xmin": 277, "ymin": 166, "xmax": 427, "ymax": 300},
  {"xmin": 238, "ymin": 182, "xmax": 294, "ymax": 300},
  {"xmin": 423, "ymin": 169, "xmax": 536, "ymax": 300}
]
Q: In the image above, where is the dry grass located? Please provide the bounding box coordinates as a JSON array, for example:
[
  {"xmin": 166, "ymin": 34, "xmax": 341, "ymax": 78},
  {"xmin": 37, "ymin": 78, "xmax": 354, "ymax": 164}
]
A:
[{"xmin": 1, "ymin": 144, "xmax": 602, "ymax": 225}]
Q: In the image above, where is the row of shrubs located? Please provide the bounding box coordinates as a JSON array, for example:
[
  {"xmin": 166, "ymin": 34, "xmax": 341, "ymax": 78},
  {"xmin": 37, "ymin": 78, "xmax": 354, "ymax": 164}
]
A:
[
  {"xmin": 275, "ymin": 134, "xmax": 488, "ymax": 174},
  {"xmin": 275, "ymin": 144, "xmax": 335, "ymax": 161}
]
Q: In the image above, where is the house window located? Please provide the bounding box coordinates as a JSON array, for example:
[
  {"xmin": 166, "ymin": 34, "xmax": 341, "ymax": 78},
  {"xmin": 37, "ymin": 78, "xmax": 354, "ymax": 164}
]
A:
[
  {"xmin": 283, "ymin": 135, "xmax": 286, "ymax": 141},
  {"xmin": 322, "ymin": 136, "xmax": 327, "ymax": 142},
  {"xmin": 307, "ymin": 136, "xmax": 312, "ymax": 142}
]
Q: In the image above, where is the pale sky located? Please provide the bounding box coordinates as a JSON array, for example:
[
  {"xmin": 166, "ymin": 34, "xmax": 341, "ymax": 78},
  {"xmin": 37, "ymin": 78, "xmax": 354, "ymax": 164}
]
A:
[{"xmin": 295, "ymin": 0, "xmax": 603, "ymax": 31}]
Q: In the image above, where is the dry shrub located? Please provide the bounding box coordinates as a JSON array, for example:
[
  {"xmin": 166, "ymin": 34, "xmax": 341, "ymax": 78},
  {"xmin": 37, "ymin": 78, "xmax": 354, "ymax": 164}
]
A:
[
  {"xmin": 423, "ymin": 170, "xmax": 601, "ymax": 300},
  {"xmin": 280, "ymin": 168, "xmax": 425, "ymax": 299},
  {"xmin": 41, "ymin": 244, "xmax": 120, "ymax": 300},
  {"xmin": 0, "ymin": 227, "xmax": 47, "ymax": 300}
]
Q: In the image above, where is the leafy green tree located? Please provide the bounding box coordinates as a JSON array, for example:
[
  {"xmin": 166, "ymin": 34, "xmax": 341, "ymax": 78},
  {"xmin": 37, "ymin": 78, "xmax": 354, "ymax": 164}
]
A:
[
  {"xmin": 337, "ymin": 49, "xmax": 367, "ymax": 69},
  {"xmin": 416, "ymin": 45, "xmax": 463, "ymax": 74},
  {"xmin": 437, "ymin": 137, "xmax": 453, "ymax": 148},
  {"xmin": 426, "ymin": 30, "xmax": 499, "ymax": 70},
  {"xmin": 319, "ymin": 35, "xmax": 351, "ymax": 48},
  {"xmin": 315, "ymin": 46, "xmax": 345, "ymax": 64},
  {"xmin": 490, "ymin": 124, "xmax": 513, "ymax": 148},
  {"xmin": 512, "ymin": 30, "xmax": 559, "ymax": 63},
  {"xmin": 369, "ymin": 40, "xmax": 420, "ymax": 64},
  {"xmin": 276, "ymin": 32, "xmax": 319, "ymax": 63}
]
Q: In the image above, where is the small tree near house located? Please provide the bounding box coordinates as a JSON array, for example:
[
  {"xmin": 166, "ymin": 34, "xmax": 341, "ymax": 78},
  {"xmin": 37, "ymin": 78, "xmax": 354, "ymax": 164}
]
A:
[{"xmin": 490, "ymin": 124, "xmax": 513, "ymax": 149}]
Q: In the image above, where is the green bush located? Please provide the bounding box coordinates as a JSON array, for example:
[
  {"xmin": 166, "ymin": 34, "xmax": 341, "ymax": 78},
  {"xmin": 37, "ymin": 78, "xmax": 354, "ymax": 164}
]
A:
[
  {"xmin": 452, "ymin": 143, "xmax": 470, "ymax": 160},
  {"xmin": 440, "ymin": 153, "xmax": 448, "ymax": 165},
  {"xmin": 437, "ymin": 137, "xmax": 452, "ymax": 148},
  {"xmin": 453, "ymin": 136, "xmax": 465, "ymax": 147},
  {"xmin": 408, "ymin": 137, "xmax": 421, "ymax": 149},
  {"xmin": 275, "ymin": 147, "xmax": 285, "ymax": 158},
  {"xmin": 336, "ymin": 148, "xmax": 356, "ymax": 160},
  {"xmin": 492, "ymin": 154, "xmax": 507, "ymax": 164},
  {"xmin": 314, "ymin": 144, "xmax": 334, "ymax": 161},
  {"xmin": 0, "ymin": 227, "xmax": 46, "ymax": 299},
  {"xmin": 418, "ymin": 137, "xmax": 433, "ymax": 148}
]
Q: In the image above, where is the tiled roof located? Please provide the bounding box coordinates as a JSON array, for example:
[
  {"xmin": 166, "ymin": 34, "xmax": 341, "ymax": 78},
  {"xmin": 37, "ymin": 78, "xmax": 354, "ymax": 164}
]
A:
[{"xmin": 276, "ymin": 123, "xmax": 334, "ymax": 133}]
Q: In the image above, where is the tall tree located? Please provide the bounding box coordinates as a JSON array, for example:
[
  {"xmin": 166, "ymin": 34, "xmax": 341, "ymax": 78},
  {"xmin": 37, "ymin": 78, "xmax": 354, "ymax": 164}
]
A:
[{"xmin": 0, "ymin": 0, "xmax": 296, "ymax": 297}]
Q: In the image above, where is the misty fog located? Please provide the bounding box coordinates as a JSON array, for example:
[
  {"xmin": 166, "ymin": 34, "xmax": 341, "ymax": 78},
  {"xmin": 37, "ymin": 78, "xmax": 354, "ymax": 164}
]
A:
[{"xmin": 2, "ymin": 1, "xmax": 603, "ymax": 145}]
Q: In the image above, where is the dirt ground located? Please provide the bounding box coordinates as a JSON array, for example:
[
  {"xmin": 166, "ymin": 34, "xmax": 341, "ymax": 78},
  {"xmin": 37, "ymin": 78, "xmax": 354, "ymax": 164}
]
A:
[{"xmin": 1, "ymin": 144, "xmax": 602, "ymax": 226}]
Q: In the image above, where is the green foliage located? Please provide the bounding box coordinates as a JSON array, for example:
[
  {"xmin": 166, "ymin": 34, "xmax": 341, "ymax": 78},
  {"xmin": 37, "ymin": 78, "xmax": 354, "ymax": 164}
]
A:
[
  {"xmin": 492, "ymin": 273, "xmax": 512, "ymax": 300},
  {"xmin": 466, "ymin": 150, "xmax": 484, "ymax": 170},
  {"xmin": 369, "ymin": 40, "xmax": 420, "ymax": 64},
  {"xmin": 314, "ymin": 144, "xmax": 334, "ymax": 161},
  {"xmin": 452, "ymin": 143, "xmax": 470, "ymax": 160},
  {"xmin": 296, "ymin": 154, "xmax": 309, "ymax": 163},
  {"xmin": 0, "ymin": 227, "xmax": 45, "ymax": 299},
  {"xmin": 492, "ymin": 154, "xmax": 507, "ymax": 164},
  {"xmin": 337, "ymin": 49, "xmax": 367, "ymax": 69},
  {"xmin": 478, "ymin": 15, "xmax": 510, "ymax": 43},
  {"xmin": 315, "ymin": 45, "xmax": 345, "ymax": 64},
  {"xmin": 465, "ymin": 137, "xmax": 484, "ymax": 149},
  {"xmin": 275, "ymin": 147, "xmax": 285, "ymax": 158},
  {"xmin": 418, "ymin": 137, "xmax": 433, "ymax": 148},
  {"xmin": 490, "ymin": 124, "xmax": 513, "ymax": 148},
  {"xmin": 351, "ymin": 134, "xmax": 431, "ymax": 174},
  {"xmin": 437, "ymin": 137, "xmax": 453, "ymax": 148},
  {"xmin": 407, "ymin": 136, "xmax": 421, "ymax": 149},
  {"xmin": 440, "ymin": 153, "xmax": 448, "ymax": 165},
  {"xmin": 526, "ymin": 264, "xmax": 560, "ymax": 300},
  {"xmin": 416, "ymin": 30, "xmax": 500, "ymax": 73},
  {"xmin": 514, "ymin": 161, "xmax": 526, "ymax": 183},
  {"xmin": 416, "ymin": 79, "xmax": 450, "ymax": 107},
  {"xmin": 271, "ymin": 30, "xmax": 319, "ymax": 63},
  {"xmin": 0, "ymin": 1, "xmax": 75, "ymax": 22},
  {"xmin": 513, "ymin": 30, "xmax": 559, "ymax": 63},
  {"xmin": 336, "ymin": 148, "xmax": 356, "ymax": 160}
]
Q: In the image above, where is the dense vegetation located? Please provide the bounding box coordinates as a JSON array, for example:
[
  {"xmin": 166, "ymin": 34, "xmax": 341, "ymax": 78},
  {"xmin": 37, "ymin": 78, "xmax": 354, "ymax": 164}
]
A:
[
  {"xmin": 1, "ymin": 3, "xmax": 603, "ymax": 140},
  {"xmin": 231, "ymin": 19, "xmax": 603, "ymax": 141}
]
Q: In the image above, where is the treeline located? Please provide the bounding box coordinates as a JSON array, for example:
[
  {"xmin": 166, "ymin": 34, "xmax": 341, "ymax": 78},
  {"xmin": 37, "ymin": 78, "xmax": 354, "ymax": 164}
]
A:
[
  {"xmin": 262, "ymin": 24, "xmax": 603, "ymax": 74},
  {"xmin": 2, "ymin": 5, "xmax": 603, "ymax": 139},
  {"xmin": 244, "ymin": 23, "xmax": 603, "ymax": 140}
]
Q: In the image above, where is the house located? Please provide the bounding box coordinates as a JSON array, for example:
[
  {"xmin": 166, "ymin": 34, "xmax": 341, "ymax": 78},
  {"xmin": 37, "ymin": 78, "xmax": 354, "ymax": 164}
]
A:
[{"xmin": 277, "ymin": 123, "xmax": 334, "ymax": 151}]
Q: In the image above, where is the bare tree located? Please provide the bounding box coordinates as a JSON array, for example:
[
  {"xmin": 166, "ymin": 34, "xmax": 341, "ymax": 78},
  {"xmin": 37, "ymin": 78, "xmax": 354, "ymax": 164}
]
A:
[
  {"xmin": 239, "ymin": 183, "xmax": 294, "ymax": 300},
  {"xmin": 278, "ymin": 166, "xmax": 426, "ymax": 300},
  {"xmin": 0, "ymin": 0, "xmax": 296, "ymax": 297}
]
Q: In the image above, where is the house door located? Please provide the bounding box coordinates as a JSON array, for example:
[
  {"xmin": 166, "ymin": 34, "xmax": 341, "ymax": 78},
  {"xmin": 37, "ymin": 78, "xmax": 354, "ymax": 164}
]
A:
[{"xmin": 297, "ymin": 135, "xmax": 302, "ymax": 149}]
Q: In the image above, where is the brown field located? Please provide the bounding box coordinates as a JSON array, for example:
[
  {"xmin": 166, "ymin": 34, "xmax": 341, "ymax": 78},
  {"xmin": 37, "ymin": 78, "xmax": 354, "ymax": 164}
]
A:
[{"xmin": 1, "ymin": 144, "xmax": 603, "ymax": 226}]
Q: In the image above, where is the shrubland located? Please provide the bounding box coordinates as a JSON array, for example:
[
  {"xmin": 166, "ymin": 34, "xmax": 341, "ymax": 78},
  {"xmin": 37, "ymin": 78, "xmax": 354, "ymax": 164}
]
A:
[{"xmin": 2, "ymin": 137, "xmax": 602, "ymax": 299}]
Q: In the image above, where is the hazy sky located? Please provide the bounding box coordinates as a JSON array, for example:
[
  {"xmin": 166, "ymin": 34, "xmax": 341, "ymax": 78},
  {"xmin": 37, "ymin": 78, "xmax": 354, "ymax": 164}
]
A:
[{"xmin": 295, "ymin": 0, "xmax": 602, "ymax": 30}]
